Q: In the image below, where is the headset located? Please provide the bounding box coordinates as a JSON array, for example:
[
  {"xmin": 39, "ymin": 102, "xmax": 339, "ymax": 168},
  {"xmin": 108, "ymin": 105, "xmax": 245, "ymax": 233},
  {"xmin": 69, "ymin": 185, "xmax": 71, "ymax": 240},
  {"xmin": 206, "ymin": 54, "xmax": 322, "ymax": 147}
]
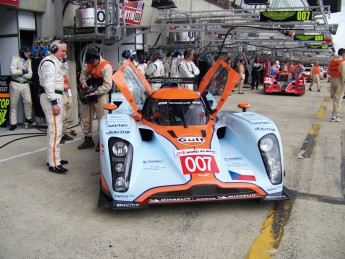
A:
[{"xmin": 50, "ymin": 40, "xmax": 65, "ymax": 54}]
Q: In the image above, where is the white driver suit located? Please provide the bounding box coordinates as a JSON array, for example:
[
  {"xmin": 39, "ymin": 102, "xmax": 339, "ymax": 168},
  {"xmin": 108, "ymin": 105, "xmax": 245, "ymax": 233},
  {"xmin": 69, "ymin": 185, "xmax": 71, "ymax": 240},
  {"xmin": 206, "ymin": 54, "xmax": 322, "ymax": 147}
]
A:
[
  {"xmin": 169, "ymin": 56, "xmax": 181, "ymax": 78},
  {"xmin": 9, "ymin": 55, "xmax": 33, "ymax": 125},
  {"xmin": 38, "ymin": 55, "xmax": 65, "ymax": 168},
  {"xmin": 146, "ymin": 59, "xmax": 165, "ymax": 91},
  {"xmin": 177, "ymin": 59, "xmax": 200, "ymax": 90}
]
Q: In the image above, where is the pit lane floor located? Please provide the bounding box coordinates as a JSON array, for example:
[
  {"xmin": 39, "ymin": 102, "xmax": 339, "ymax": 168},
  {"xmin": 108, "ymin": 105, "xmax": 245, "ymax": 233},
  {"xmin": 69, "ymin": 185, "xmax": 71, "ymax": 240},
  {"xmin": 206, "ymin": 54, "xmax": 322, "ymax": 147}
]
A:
[{"xmin": 0, "ymin": 81, "xmax": 344, "ymax": 259}]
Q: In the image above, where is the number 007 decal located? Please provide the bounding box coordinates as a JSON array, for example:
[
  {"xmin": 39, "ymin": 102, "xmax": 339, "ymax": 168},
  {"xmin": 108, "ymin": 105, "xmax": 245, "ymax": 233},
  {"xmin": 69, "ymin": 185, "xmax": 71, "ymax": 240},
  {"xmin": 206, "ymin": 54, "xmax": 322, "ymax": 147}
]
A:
[{"xmin": 180, "ymin": 155, "xmax": 219, "ymax": 174}]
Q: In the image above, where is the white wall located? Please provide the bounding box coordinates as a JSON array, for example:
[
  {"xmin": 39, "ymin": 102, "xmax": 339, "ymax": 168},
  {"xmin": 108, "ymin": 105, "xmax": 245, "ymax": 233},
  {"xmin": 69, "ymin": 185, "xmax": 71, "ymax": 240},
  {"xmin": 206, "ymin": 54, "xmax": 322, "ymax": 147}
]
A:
[{"xmin": 0, "ymin": 8, "xmax": 19, "ymax": 76}]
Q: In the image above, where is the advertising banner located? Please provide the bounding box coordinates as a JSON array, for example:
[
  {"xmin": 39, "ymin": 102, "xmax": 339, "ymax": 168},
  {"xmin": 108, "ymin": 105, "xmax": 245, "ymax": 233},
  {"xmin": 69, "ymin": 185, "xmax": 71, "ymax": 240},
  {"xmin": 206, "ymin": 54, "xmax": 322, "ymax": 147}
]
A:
[{"xmin": 0, "ymin": 76, "xmax": 10, "ymax": 128}]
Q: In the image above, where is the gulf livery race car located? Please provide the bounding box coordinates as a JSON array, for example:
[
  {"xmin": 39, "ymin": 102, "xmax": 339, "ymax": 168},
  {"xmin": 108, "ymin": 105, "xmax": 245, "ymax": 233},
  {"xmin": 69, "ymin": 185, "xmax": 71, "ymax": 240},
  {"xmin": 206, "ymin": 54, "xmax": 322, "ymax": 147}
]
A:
[
  {"xmin": 98, "ymin": 59, "xmax": 293, "ymax": 209},
  {"xmin": 264, "ymin": 72, "xmax": 305, "ymax": 95}
]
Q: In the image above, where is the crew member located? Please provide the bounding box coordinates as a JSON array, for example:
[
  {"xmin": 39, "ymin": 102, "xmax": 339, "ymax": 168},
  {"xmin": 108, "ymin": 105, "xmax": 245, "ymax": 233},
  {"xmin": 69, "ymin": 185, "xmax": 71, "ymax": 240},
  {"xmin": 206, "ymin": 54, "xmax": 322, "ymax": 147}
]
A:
[
  {"xmin": 251, "ymin": 57, "xmax": 264, "ymax": 90},
  {"xmin": 9, "ymin": 47, "xmax": 35, "ymax": 131},
  {"xmin": 60, "ymin": 54, "xmax": 74, "ymax": 143},
  {"xmin": 119, "ymin": 49, "xmax": 137, "ymax": 67},
  {"xmin": 328, "ymin": 48, "xmax": 345, "ymax": 122},
  {"xmin": 78, "ymin": 48, "xmax": 113, "ymax": 151},
  {"xmin": 169, "ymin": 48, "xmax": 182, "ymax": 78},
  {"xmin": 146, "ymin": 50, "xmax": 165, "ymax": 91},
  {"xmin": 177, "ymin": 49, "xmax": 200, "ymax": 90},
  {"xmin": 136, "ymin": 55, "xmax": 147, "ymax": 76},
  {"xmin": 237, "ymin": 59, "xmax": 245, "ymax": 94},
  {"xmin": 38, "ymin": 40, "xmax": 68, "ymax": 173},
  {"xmin": 309, "ymin": 61, "xmax": 321, "ymax": 92}
]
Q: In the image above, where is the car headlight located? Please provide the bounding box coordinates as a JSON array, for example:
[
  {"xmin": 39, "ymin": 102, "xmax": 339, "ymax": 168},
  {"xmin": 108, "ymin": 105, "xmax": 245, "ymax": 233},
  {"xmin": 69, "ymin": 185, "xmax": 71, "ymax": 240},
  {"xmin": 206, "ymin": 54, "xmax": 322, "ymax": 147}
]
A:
[
  {"xmin": 259, "ymin": 134, "xmax": 282, "ymax": 185},
  {"xmin": 259, "ymin": 137, "xmax": 274, "ymax": 152},
  {"xmin": 112, "ymin": 141, "xmax": 128, "ymax": 157},
  {"xmin": 109, "ymin": 137, "xmax": 133, "ymax": 192}
]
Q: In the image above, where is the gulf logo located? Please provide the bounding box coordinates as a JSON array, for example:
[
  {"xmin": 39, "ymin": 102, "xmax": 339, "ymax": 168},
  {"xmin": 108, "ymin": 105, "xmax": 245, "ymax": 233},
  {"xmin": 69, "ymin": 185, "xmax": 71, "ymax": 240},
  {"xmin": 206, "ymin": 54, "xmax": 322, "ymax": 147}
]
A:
[{"xmin": 177, "ymin": 135, "xmax": 205, "ymax": 146}]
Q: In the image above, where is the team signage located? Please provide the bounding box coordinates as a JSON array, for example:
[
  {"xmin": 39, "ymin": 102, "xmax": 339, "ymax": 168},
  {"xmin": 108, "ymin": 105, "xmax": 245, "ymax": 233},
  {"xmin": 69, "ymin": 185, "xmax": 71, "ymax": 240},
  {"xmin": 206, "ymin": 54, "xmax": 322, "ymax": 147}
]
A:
[
  {"xmin": 308, "ymin": 44, "xmax": 329, "ymax": 49},
  {"xmin": 294, "ymin": 34, "xmax": 324, "ymax": 41},
  {"xmin": 0, "ymin": 0, "xmax": 19, "ymax": 7},
  {"xmin": 96, "ymin": 0, "xmax": 144, "ymax": 26},
  {"xmin": 260, "ymin": 10, "xmax": 313, "ymax": 22},
  {"xmin": 0, "ymin": 77, "xmax": 10, "ymax": 128}
]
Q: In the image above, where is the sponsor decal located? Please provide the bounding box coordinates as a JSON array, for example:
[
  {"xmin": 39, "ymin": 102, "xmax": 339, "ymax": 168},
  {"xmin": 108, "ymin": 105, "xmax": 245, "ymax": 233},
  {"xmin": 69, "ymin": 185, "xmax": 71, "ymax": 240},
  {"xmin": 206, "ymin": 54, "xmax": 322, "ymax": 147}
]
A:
[
  {"xmin": 115, "ymin": 194, "xmax": 135, "ymax": 198},
  {"xmin": 254, "ymin": 127, "xmax": 276, "ymax": 131},
  {"xmin": 267, "ymin": 186, "xmax": 280, "ymax": 192},
  {"xmin": 107, "ymin": 114, "xmax": 130, "ymax": 129},
  {"xmin": 223, "ymin": 156, "xmax": 244, "ymax": 162},
  {"xmin": 149, "ymin": 193, "xmax": 260, "ymax": 203},
  {"xmin": 174, "ymin": 149, "xmax": 219, "ymax": 175},
  {"xmin": 142, "ymin": 159, "xmax": 164, "ymax": 164},
  {"xmin": 177, "ymin": 135, "xmax": 205, "ymax": 146},
  {"xmin": 174, "ymin": 149, "xmax": 216, "ymax": 157},
  {"xmin": 252, "ymin": 121, "xmax": 271, "ymax": 125},
  {"xmin": 115, "ymin": 203, "xmax": 141, "ymax": 208},
  {"xmin": 106, "ymin": 130, "xmax": 130, "ymax": 135},
  {"xmin": 265, "ymin": 195, "xmax": 287, "ymax": 200},
  {"xmin": 229, "ymin": 170, "xmax": 256, "ymax": 181}
]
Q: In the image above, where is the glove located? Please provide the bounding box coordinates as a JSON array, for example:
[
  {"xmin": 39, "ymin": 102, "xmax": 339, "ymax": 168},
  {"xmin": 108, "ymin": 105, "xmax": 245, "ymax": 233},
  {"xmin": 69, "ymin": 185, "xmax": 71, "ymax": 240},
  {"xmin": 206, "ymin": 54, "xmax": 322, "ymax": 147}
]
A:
[{"xmin": 22, "ymin": 69, "xmax": 28, "ymax": 75}]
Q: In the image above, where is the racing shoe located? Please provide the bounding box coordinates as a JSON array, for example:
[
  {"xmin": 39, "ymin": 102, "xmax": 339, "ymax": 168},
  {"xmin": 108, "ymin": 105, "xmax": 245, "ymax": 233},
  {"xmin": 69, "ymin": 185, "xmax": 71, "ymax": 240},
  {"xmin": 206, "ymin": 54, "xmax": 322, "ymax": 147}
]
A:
[
  {"xmin": 9, "ymin": 125, "xmax": 17, "ymax": 131},
  {"xmin": 78, "ymin": 136, "xmax": 95, "ymax": 149},
  {"xmin": 330, "ymin": 114, "xmax": 342, "ymax": 122},
  {"xmin": 49, "ymin": 165, "xmax": 68, "ymax": 174},
  {"xmin": 25, "ymin": 118, "xmax": 36, "ymax": 129},
  {"xmin": 61, "ymin": 134, "xmax": 74, "ymax": 141},
  {"xmin": 46, "ymin": 160, "xmax": 68, "ymax": 166}
]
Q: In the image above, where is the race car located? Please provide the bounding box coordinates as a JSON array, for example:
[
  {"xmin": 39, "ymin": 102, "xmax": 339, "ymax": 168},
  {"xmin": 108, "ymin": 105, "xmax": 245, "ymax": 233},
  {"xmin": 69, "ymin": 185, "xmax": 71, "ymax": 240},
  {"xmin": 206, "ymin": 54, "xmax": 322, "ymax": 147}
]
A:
[
  {"xmin": 264, "ymin": 72, "xmax": 305, "ymax": 95},
  {"xmin": 98, "ymin": 59, "xmax": 293, "ymax": 209},
  {"xmin": 301, "ymin": 67, "xmax": 312, "ymax": 82}
]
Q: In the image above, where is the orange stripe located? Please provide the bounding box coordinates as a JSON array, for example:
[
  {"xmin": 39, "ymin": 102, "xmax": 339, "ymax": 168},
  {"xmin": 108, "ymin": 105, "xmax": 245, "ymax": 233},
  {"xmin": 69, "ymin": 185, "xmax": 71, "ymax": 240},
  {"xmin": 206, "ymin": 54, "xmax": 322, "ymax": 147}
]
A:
[
  {"xmin": 0, "ymin": 93, "xmax": 10, "ymax": 98},
  {"xmin": 100, "ymin": 170, "xmax": 110, "ymax": 194},
  {"xmin": 53, "ymin": 115, "xmax": 57, "ymax": 167}
]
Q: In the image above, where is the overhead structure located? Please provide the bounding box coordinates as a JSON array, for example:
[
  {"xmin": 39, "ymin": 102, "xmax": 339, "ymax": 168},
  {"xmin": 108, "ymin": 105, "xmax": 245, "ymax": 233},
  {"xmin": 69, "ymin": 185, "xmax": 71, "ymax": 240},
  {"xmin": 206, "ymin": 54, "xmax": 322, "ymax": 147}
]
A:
[
  {"xmin": 59, "ymin": 0, "xmax": 337, "ymax": 64},
  {"xmin": 155, "ymin": 3, "xmax": 335, "ymax": 63}
]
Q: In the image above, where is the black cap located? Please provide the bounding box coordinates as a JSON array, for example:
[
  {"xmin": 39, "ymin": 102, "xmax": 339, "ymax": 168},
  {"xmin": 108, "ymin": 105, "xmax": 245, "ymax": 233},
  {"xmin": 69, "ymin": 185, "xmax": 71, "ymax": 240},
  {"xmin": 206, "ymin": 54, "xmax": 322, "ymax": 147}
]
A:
[
  {"xmin": 85, "ymin": 48, "xmax": 99, "ymax": 64},
  {"xmin": 20, "ymin": 46, "xmax": 31, "ymax": 53}
]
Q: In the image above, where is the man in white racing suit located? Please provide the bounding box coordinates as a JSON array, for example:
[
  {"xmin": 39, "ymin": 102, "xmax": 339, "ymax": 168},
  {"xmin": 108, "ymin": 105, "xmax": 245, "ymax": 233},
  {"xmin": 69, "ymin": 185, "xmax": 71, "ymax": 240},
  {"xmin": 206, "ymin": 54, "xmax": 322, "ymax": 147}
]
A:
[
  {"xmin": 9, "ymin": 47, "xmax": 34, "ymax": 131},
  {"xmin": 38, "ymin": 40, "xmax": 68, "ymax": 174},
  {"xmin": 177, "ymin": 49, "xmax": 200, "ymax": 90},
  {"xmin": 145, "ymin": 51, "xmax": 165, "ymax": 91}
]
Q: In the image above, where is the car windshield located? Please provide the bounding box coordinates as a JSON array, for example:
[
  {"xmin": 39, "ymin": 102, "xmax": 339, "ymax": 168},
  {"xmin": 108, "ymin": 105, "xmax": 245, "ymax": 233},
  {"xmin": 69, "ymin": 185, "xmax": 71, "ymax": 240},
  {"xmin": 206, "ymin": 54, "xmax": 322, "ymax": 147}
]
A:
[
  {"xmin": 122, "ymin": 65, "xmax": 148, "ymax": 107},
  {"xmin": 277, "ymin": 74, "xmax": 289, "ymax": 81},
  {"xmin": 142, "ymin": 98, "xmax": 209, "ymax": 127}
]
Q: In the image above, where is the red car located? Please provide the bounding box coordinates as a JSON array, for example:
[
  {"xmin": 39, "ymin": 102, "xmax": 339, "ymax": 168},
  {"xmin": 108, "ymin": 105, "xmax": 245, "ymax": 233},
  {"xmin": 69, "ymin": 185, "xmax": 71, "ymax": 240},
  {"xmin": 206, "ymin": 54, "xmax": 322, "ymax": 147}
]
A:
[
  {"xmin": 264, "ymin": 72, "xmax": 305, "ymax": 95},
  {"xmin": 301, "ymin": 67, "xmax": 312, "ymax": 82}
]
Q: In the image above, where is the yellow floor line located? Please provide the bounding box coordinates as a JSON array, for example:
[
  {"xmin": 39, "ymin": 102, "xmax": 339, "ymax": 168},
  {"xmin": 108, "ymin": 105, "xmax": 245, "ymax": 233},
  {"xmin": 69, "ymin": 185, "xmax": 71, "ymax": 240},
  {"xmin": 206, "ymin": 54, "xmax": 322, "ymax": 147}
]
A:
[
  {"xmin": 316, "ymin": 96, "xmax": 330, "ymax": 119},
  {"xmin": 246, "ymin": 201, "xmax": 294, "ymax": 259}
]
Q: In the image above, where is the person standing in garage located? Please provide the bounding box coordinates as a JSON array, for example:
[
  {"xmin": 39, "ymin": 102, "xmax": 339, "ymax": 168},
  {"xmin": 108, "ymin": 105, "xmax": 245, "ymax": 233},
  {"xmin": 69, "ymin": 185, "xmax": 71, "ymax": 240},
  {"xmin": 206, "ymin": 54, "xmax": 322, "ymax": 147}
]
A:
[
  {"xmin": 9, "ymin": 47, "xmax": 35, "ymax": 131},
  {"xmin": 38, "ymin": 40, "xmax": 69, "ymax": 173},
  {"xmin": 328, "ymin": 48, "xmax": 345, "ymax": 122}
]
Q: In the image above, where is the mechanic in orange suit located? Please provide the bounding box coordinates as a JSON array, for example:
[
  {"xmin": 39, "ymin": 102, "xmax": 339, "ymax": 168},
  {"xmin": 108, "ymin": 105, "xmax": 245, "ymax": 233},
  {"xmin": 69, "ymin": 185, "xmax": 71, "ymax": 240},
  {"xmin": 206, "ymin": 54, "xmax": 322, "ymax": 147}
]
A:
[{"xmin": 309, "ymin": 61, "xmax": 321, "ymax": 92}]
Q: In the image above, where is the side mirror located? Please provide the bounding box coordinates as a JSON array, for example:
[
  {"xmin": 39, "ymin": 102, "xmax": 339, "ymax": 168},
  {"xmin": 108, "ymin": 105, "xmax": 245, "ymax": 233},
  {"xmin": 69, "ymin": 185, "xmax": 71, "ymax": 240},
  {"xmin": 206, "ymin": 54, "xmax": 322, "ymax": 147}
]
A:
[
  {"xmin": 238, "ymin": 102, "xmax": 250, "ymax": 112},
  {"xmin": 103, "ymin": 103, "xmax": 117, "ymax": 111}
]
